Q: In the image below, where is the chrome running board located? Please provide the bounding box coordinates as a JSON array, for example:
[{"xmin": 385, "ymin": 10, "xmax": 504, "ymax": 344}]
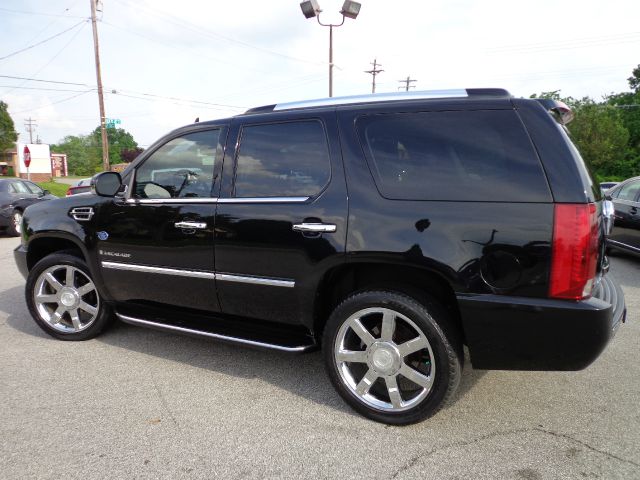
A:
[{"xmin": 116, "ymin": 313, "xmax": 316, "ymax": 353}]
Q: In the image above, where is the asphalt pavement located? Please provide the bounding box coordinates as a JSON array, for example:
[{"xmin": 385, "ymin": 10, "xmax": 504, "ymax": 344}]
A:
[{"xmin": 0, "ymin": 235, "xmax": 638, "ymax": 479}]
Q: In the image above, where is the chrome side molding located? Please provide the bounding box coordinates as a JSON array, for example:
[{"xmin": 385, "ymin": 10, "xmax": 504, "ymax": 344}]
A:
[
  {"xmin": 117, "ymin": 314, "xmax": 315, "ymax": 353},
  {"xmin": 100, "ymin": 261, "xmax": 295, "ymax": 287}
]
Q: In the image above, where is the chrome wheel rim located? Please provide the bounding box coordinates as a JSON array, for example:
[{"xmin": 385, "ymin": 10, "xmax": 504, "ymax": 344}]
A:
[
  {"xmin": 334, "ymin": 307, "xmax": 436, "ymax": 412},
  {"xmin": 33, "ymin": 265, "xmax": 100, "ymax": 333},
  {"xmin": 13, "ymin": 212, "xmax": 22, "ymax": 234}
]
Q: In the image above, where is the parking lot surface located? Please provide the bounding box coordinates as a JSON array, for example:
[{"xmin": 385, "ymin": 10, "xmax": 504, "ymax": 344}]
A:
[{"xmin": 0, "ymin": 236, "xmax": 638, "ymax": 479}]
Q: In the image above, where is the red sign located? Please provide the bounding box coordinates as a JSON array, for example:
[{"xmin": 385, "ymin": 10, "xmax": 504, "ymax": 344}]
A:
[{"xmin": 23, "ymin": 146, "xmax": 31, "ymax": 168}]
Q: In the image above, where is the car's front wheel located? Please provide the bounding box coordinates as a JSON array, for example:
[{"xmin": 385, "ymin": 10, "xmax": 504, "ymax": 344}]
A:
[
  {"xmin": 26, "ymin": 253, "xmax": 113, "ymax": 340},
  {"xmin": 6, "ymin": 209, "xmax": 22, "ymax": 237},
  {"xmin": 323, "ymin": 291, "xmax": 462, "ymax": 425}
]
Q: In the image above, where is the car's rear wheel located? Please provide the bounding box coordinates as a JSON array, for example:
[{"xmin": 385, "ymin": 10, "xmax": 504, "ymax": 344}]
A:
[
  {"xmin": 6, "ymin": 210, "xmax": 22, "ymax": 237},
  {"xmin": 323, "ymin": 291, "xmax": 462, "ymax": 425},
  {"xmin": 26, "ymin": 253, "xmax": 113, "ymax": 340}
]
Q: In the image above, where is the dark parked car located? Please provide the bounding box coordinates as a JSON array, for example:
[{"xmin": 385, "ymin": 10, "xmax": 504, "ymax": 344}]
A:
[
  {"xmin": 14, "ymin": 89, "xmax": 626, "ymax": 424},
  {"xmin": 607, "ymin": 176, "xmax": 640, "ymax": 256},
  {"xmin": 0, "ymin": 178, "xmax": 56, "ymax": 236}
]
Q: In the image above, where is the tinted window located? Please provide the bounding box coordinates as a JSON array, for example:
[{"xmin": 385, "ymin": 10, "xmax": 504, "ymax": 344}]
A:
[
  {"xmin": 134, "ymin": 130, "xmax": 220, "ymax": 199},
  {"xmin": 615, "ymin": 180, "xmax": 640, "ymax": 201},
  {"xmin": 23, "ymin": 181, "xmax": 44, "ymax": 195},
  {"xmin": 357, "ymin": 110, "xmax": 550, "ymax": 202},
  {"xmin": 234, "ymin": 121, "xmax": 330, "ymax": 197},
  {"xmin": 9, "ymin": 181, "xmax": 30, "ymax": 194}
]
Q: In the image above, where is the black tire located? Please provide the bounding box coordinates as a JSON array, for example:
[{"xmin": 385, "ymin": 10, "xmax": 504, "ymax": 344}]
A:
[
  {"xmin": 26, "ymin": 253, "xmax": 113, "ymax": 341},
  {"xmin": 323, "ymin": 290, "xmax": 463, "ymax": 425},
  {"xmin": 6, "ymin": 209, "xmax": 22, "ymax": 237}
]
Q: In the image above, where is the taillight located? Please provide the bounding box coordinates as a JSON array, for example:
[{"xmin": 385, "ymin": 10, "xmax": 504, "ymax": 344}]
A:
[
  {"xmin": 549, "ymin": 203, "xmax": 599, "ymax": 300},
  {"xmin": 66, "ymin": 187, "xmax": 73, "ymax": 196}
]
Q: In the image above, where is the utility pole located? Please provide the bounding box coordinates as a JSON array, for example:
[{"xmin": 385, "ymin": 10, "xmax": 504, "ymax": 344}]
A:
[
  {"xmin": 398, "ymin": 76, "xmax": 417, "ymax": 92},
  {"xmin": 90, "ymin": 0, "xmax": 110, "ymax": 171},
  {"xmin": 24, "ymin": 117, "xmax": 37, "ymax": 143},
  {"xmin": 364, "ymin": 58, "xmax": 383, "ymax": 94}
]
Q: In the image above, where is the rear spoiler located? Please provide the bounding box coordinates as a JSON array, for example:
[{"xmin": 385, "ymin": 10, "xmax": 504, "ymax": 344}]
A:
[{"xmin": 534, "ymin": 98, "xmax": 575, "ymax": 125}]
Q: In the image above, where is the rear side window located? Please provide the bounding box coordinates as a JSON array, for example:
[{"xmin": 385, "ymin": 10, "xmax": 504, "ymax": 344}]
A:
[
  {"xmin": 357, "ymin": 110, "xmax": 550, "ymax": 202},
  {"xmin": 234, "ymin": 120, "xmax": 330, "ymax": 198}
]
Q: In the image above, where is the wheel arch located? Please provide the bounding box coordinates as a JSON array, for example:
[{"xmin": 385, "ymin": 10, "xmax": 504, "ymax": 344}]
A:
[
  {"xmin": 27, "ymin": 233, "xmax": 89, "ymax": 271},
  {"xmin": 313, "ymin": 262, "xmax": 463, "ymax": 343}
]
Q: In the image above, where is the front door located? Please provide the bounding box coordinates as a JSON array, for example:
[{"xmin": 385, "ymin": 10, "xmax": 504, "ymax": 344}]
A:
[
  {"xmin": 96, "ymin": 126, "xmax": 226, "ymax": 312},
  {"xmin": 214, "ymin": 113, "xmax": 347, "ymax": 327}
]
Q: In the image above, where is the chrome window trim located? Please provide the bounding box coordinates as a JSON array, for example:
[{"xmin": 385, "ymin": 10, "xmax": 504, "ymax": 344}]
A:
[
  {"xmin": 101, "ymin": 261, "xmax": 216, "ymax": 279},
  {"xmin": 218, "ymin": 197, "xmax": 309, "ymax": 204},
  {"xmin": 273, "ymin": 89, "xmax": 468, "ymax": 111},
  {"xmin": 124, "ymin": 196, "xmax": 309, "ymax": 204},
  {"xmin": 101, "ymin": 261, "xmax": 295, "ymax": 287},
  {"xmin": 125, "ymin": 198, "xmax": 219, "ymax": 204},
  {"xmin": 216, "ymin": 273, "xmax": 295, "ymax": 288},
  {"xmin": 117, "ymin": 314, "xmax": 313, "ymax": 352}
]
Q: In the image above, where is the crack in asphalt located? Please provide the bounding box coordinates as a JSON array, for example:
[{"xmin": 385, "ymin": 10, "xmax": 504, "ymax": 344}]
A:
[
  {"xmin": 536, "ymin": 427, "xmax": 640, "ymax": 469},
  {"xmin": 390, "ymin": 427, "xmax": 640, "ymax": 479},
  {"xmin": 152, "ymin": 379, "xmax": 180, "ymax": 429}
]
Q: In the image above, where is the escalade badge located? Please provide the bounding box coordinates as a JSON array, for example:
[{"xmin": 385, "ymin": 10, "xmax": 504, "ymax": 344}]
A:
[{"xmin": 97, "ymin": 231, "xmax": 109, "ymax": 241}]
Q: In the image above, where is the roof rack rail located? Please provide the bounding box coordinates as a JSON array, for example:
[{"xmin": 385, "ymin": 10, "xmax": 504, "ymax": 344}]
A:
[{"xmin": 244, "ymin": 88, "xmax": 511, "ymax": 114}]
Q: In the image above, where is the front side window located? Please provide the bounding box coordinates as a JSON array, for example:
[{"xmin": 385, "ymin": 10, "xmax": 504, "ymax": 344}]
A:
[
  {"xmin": 234, "ymin": 120, "xmax": 331, "ymax": 198},
  {"xmin": 357, "ymin": 110, "xmax": 551, "ymax": 202},
  {"xmin": 134, "ymin": 129, "xmax": 220, "ymax": 199}
]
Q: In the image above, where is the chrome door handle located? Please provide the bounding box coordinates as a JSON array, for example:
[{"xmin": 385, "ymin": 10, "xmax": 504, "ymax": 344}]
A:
[
  {"xmin": 292, "ymin": 223, "xmax": 337, "ymax": 233},
  {"xmin": 174, "ymin": 221, "xmax": 207, "ymax": 229}
]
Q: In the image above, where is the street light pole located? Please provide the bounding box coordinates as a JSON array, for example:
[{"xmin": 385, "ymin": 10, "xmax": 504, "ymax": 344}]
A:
[
  {"xmin": 317, "ymin": 16, "xmax": 345, "ymax": 97},
  {"xmin": 300, "ymin": 1, "xmax": 361, "ymax": 98}
]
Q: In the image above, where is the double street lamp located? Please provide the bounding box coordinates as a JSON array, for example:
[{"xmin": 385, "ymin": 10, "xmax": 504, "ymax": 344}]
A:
[{"xmin": 300, "ymin": 1, "xmax": 362, "ymax": 97}]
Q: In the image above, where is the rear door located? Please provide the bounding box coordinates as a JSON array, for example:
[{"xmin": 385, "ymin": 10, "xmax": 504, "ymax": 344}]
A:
[
  {"xmin": 609, "ymin": 179, "xmax": 640, "ymax": 252},
  {"xmin": 214, "ymin": 111, "xmax": 347, "ymax": 327}
]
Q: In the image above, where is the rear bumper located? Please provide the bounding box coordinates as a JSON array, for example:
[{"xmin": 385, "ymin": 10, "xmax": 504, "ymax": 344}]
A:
[
  {"xmin": 13, "ymin": 244, "xmax": 29, "ymax": 280},
  {"xmin": 458, "ymin": 274, "xmax": 626, "ymax": 370}
]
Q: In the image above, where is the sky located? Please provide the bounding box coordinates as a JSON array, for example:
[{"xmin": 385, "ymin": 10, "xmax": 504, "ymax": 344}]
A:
[{"xmin": 1, "ymin": 0, "xmax": 639, "ymax": 149}]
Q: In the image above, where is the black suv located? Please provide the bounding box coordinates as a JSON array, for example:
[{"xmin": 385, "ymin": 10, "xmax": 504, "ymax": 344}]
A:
[{"xmin": 14, "ymin": 89, "xmax": 626, "ymax": 425}]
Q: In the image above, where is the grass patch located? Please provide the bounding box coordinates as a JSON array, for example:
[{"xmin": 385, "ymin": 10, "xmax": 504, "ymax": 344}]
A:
[{"xmin": 36, "ymin": 181, "xmax": 68, "ymax": 198}]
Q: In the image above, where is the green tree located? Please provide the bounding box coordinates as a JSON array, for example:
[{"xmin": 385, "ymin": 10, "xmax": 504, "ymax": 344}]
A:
[
  {"xmin": 628, "ymin": 64, "xmax": 640, "ymax": 93},
  {"xmin": 530, "ymin": 91, "xmax": 633, "ymax": 178},
  {"xmin": 568, "ymin": 100, "xmax": 632, "ymax": 177},
  {"xmin": 89, "ymin": 126, "xmax": 139, "ymax": 166},
  {"xmin": 51, "ymin": 135, "xmax": 101, "ymax": 176},
  {"xmin": 0, "ymin": 101, "xmax": 18, "ymax": 152}
]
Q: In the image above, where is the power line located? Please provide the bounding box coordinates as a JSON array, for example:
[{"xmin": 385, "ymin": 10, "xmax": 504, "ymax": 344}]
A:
[
  {"xmin": 112, "ymin": 0, "xmax": 325, "ymax": 66},
  {"xmin": 0, "ymin": 73, "xmax": 246, "ymax": 109},
  {"xmin": 0, "ymin": 20, "xmax": 86, "ymax": 61},
  {"xmin": 10, "ymin": 91, "xmax": 93, "ymax": 115},
  {"xmin": 0, "ymin": 6, "xmax": 87, "ymax": 19},
  {"xmin": 486, "ymin": 31, "xmax": 640, "ymax": 54},
  {"xmin": 364, "ymin": 58, "xmax": 384, "ymax": 94},
  {"xmin": 0, "ymin": 74, "xmax": 91, "ymax": 87},
  {"xmin": 1, "ymin": 21, "xmax": 88, "ymax": 96},
  {"xmin": 0, "ymin": 85, "xmax": 92, "ymax": 93}
]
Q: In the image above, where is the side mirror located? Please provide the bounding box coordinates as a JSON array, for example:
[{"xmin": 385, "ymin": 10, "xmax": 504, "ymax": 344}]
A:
[
  {"xmin": 92, "ymin": 172, "xmax": 122, "ymax": 197},
  {"xmin": 41, "ymin": 189, "xmax": 50, "ymax": 196}
]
